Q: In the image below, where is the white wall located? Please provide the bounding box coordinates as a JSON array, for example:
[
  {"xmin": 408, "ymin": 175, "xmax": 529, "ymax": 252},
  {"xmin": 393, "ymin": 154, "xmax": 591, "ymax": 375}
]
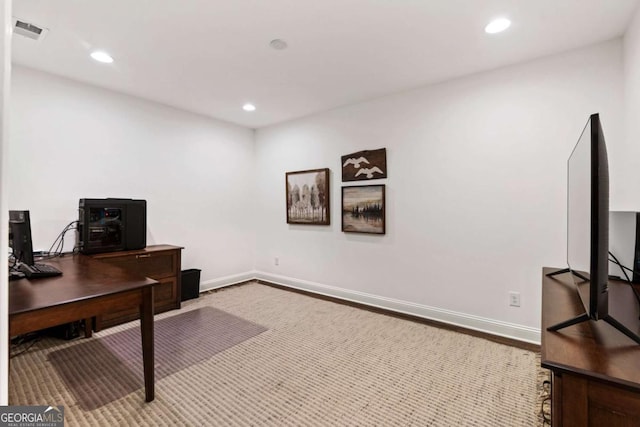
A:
[
  {"xmin": 6, "ymin": 34, "xmax": 634, "ymax": 347},
  {"xmin": 9, "ymin": 66, "xmax": 256, "ymax": 287},
  {"xmin": 0, "ymin": 0, "xmax": 11, "ymax": 407},
  {"xmin": 621, "ymin": 4, "xmax": 640, "ymax": 211},
  {"xmin": 254, "ymin": 40, "xmax": 625, "ymax": 342}
]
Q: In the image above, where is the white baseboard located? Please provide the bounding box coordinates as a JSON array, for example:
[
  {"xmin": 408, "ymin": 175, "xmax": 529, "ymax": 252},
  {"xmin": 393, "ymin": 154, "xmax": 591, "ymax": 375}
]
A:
[
  {"xmin": 254, "ymin": 271, "xmax": 541, "ymax": 345},
  {"xmin": 200, "ymin": 270, "xmax": 258, "ymax": 292}
]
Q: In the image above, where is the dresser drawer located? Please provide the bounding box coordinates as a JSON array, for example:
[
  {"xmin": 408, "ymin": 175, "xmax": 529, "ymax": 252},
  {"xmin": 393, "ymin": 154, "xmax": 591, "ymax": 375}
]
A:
[
  {"xmin": 90, "ymin": 245, "xmax": 183, "ymax": 331},
  {"xmin": 100, "ymin": 251, "xmax": 177, "ymax": 279},
  {"xmin": 97, "ymin": 277, "xmax": 178, "ymax": 328},
  {"xmin": 155, "ymin": 277, "xmax": 178, "ymax": 310}
]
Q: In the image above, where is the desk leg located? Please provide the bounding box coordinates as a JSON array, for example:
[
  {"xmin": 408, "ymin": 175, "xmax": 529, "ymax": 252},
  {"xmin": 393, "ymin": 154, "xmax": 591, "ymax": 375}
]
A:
[{"xmin": 140, "ymin": 286, "xmax": 155, "ymax": 402}]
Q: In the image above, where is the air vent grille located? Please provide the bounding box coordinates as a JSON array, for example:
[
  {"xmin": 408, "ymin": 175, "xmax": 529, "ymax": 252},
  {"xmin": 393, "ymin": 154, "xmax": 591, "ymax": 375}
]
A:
[{"xmin": 13, "ymin": 18, "xmax": 49, "ymax": 41}]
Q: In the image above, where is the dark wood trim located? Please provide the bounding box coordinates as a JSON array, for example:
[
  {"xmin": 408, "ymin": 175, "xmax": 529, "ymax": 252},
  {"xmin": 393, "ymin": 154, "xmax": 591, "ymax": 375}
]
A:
[
  {"xmin": 199, "ymin": 280, "xmax": 256, "ymax": 296},
  {"xmin": 256, "ymin": 279, "xmax": 540, "ymax": 352}
]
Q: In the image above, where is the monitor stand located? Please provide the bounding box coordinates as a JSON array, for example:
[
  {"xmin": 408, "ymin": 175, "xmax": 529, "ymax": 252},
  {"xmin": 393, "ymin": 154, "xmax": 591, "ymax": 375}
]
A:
[
  {"xmin": 546, "ymin": 268, "xmax": 588, "ymax": 282},
  {"xmin": 545, "ymin": 269, "xmax": 640, "ymax": 345}
]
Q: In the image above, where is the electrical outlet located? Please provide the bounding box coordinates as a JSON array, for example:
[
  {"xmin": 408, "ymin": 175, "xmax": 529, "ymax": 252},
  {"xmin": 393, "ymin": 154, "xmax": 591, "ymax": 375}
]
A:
[
  {"xmin": 509, "ymin": 291, "xmax": 521, "ymax": 307},
  {"xmin": 274, "ymin": 257, "xmax": 279, "ymax": 266}
]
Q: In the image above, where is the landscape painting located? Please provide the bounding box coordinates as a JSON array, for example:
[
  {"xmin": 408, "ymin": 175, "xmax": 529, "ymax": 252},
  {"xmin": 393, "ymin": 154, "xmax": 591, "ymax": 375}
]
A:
[
  {"xmin": 286, "ymin": 168, "xmax": 330, "ymax": 225},
  {"xmin": 342, "ymin": 185, "xmax": 385, "ymax": 234},
  {"xmin": 341, "ymin": 148, "xmax": 387, "ymax": 182}
]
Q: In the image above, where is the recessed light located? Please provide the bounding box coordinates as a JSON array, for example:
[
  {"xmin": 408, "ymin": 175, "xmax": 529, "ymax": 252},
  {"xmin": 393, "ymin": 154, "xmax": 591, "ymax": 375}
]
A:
[
  {"xmin": 485, "ymin": 18, "xmax": 511, "ymax": 34},
  {"xmin": 90, "ymin": 51, "xmax": 114, "ymax": 63},
  {"xmin": 242, "ymin": 103, "xmax": 256, "ymax": 112}
]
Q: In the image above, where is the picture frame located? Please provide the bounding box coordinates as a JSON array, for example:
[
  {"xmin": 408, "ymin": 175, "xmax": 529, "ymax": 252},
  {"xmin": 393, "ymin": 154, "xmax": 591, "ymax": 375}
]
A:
[
  {"xmin": 341, "ymin": 184, "xmax": 385, "ymax": 234},
  {"xmin": 341, "ymin": 148, "xmax": 387, "ymax": 182},
  {"xmin": 286, "ymin": 168, "xmax": 330, "ymax": 225}
]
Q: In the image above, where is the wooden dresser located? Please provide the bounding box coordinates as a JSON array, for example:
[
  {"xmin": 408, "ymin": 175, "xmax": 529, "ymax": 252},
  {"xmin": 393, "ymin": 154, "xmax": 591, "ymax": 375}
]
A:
[
  {"xmin": 541, "ymin": 267, "xmax": 640, "ymax": 426},
  {"xmin": 90, "ymin": 244, "xmax": 183, "ymax": 330}
]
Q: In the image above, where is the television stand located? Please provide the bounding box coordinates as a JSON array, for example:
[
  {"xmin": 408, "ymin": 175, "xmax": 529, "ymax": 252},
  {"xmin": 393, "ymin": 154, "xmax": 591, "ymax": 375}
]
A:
[
  {"xmin": 545, "ymin": 267, "xmax": 588, "ymax": 282},
  {"xmin": 542, "ymin": 267, "xmax": 640, "ymax": 426},
  {"xmin": 548, "ymin": 312, "xmax": 640, "ymax": 345},
  {"xmin": 602, "ymin": 314, "xmax": 640, "ymax": 345},
  {"xmin": 545, "ymin": 269, "xmax": 640, "ymax": 344}
]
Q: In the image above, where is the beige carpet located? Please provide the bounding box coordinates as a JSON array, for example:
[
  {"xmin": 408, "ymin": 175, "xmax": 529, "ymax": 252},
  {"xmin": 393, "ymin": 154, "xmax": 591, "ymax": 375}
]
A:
[{"xmin": 10, "ymin": 282, "xmax": 547, "ymax": 426}]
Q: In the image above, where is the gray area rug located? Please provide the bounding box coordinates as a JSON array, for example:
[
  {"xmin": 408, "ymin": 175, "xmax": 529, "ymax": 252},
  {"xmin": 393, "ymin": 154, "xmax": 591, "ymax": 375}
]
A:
[{"xmin": 48, "ymin": 306, "xmax": 268, "ymax": 410}]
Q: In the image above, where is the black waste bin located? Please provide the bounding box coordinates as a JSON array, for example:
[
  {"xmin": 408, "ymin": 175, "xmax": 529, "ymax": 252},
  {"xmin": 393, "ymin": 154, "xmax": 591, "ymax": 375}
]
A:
[{"xmin": 181, "ymin": 269, "xmax": 201, "ymax": 301}]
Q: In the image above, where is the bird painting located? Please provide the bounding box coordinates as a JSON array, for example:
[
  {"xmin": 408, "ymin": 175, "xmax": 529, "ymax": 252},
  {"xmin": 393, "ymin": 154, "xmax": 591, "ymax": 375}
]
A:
[
  {"xmin": 355, "ymin": 166, "xmax": 383, "ymax": 179},
  {"xmin": 342, "ymin": 156, "xmax": 370, "ymax": 168},
  {"xmin": 341, "ymin": 148, "xmax": 387, "ymax": 181}
]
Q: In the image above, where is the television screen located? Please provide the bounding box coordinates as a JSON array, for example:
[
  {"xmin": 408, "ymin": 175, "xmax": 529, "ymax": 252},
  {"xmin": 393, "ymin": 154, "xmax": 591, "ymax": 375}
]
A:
[
  {"xmin": 567, "ymin": 114, "xmax": 609, "ymax": 320},
  {"xmin": 566, "ymin": 119, "xmax": 591, "ymax": 277},
  {"xmin": 549, "ymin": 113, "xmax": 640, "ymax": 344}
]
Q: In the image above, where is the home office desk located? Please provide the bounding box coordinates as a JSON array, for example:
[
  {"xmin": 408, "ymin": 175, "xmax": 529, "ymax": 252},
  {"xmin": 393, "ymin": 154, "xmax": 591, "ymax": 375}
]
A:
[
  {"xmin": 9, "ymin": 254, "xmax": 157, "ymax": 402},
  {"xmin": 541, "ymin": 267, "xmax": 640, "ymax": 426}
]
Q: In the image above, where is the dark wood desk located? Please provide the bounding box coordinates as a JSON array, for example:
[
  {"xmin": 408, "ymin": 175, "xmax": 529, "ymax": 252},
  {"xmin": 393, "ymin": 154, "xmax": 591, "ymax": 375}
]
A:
[
  {"xmin": 541, "ymin": 267, "xmax": 640, "ymax": 426},
  {"xmin": 9, "ymin": 255, "xmax": 157, "ymax": 402}
]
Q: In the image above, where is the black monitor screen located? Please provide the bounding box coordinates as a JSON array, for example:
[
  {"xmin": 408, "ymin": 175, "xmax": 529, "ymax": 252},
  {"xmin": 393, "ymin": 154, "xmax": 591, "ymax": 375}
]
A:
[
  {"xmin": 9, "ymin": 210, "xmax": 35, "ymax": 266},
  {"xmin": 566, "ymin": 113, "xmax": 609, "ymax": 320}
]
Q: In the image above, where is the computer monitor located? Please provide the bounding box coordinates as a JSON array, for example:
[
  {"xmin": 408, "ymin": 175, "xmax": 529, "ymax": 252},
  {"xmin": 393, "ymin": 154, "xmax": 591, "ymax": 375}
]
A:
[{"xmin": 9, "ymin": 210, "xmax": 35, "ymax": 266}]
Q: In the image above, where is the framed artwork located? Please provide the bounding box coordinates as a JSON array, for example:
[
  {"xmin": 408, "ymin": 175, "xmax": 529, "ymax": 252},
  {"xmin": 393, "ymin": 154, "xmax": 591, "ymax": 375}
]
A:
[
  {"xmin": 341, "ymin": 148, "xmax": 387, "ymax": 182},
  {"xmin": 341, "ymin": 184, "xmax": 385, "ymax": 234},
  {"xmin": 286, "ymin": 168, "xmax": 330, "ymax": 225}
]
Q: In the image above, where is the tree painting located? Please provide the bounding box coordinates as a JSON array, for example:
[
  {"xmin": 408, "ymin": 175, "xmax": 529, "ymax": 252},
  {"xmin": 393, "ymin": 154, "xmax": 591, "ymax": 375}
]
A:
[{"xmin": 286, "ymin": 168, "xmax": 330, "ymax": 225}]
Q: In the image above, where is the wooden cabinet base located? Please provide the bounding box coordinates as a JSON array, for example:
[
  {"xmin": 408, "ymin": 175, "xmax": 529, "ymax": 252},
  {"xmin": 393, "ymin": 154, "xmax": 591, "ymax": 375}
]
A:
[
  {"xmin": 551, "ymin": 372, "xmax": 640, "ymax": 427},
  {"xmin": 90, "ymin": 245, "xmax": 183, "ymax": 331},
  {"xmin": 541, "ymin": 267, "xmax": 640, "ymax": 427}
]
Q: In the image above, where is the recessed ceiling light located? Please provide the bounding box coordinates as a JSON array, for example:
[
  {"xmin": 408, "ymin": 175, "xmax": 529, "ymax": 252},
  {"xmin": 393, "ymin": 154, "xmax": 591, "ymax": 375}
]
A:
[
  {"xmin": 269, "ymin": 39, "xmax": 288, "ymax": 50},
  {"xmin": 485, "ymin": 18, "xmax": 511, "ymax": 34},
  {"xmin": 242, "ymin": 103, "xmax": 256, "ymax": 112},
  {"xmin": 90, "ymin": 51, "xmax": 114, "ymax": 63}
]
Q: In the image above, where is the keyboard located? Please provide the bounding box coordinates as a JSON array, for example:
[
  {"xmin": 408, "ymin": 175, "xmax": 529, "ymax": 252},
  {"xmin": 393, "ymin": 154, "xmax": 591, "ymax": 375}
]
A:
[{"xmin": 18, "ymin": 262, "xmax": 63, "ymax": 279}]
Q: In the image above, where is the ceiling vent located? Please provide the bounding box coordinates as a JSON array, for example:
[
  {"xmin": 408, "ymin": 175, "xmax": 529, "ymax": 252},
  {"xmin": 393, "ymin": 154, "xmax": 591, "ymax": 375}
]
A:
[{"xmin": 13, "ymin": 18, "xmax": 49, "ymax": 41}]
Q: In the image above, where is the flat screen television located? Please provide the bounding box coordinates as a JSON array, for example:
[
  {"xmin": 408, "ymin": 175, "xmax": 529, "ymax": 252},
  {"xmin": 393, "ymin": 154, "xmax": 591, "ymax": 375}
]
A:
[
  {"xmin": 9, "ymin": 210, "xmax": 35, "ymax": 266},
  {"xmin": 548, "ymin": 113, "xmax": 640, "ymax": 344}
]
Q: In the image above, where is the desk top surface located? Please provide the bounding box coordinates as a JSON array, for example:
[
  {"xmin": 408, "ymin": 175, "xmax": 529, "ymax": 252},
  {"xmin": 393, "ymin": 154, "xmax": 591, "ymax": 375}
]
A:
[
  {"xmin": 9, "ymin": 255, "xmax": 157, "ymax": 316},
  {"xmin": 541, "ymin": 267, "xmax": 640, "ymax": 390}
]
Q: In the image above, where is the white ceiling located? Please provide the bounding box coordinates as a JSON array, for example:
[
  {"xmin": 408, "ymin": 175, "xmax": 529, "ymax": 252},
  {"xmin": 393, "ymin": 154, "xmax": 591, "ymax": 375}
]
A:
[{"xmin": 11, "ymin": 0, "xmax": 640, "ymax": 129}]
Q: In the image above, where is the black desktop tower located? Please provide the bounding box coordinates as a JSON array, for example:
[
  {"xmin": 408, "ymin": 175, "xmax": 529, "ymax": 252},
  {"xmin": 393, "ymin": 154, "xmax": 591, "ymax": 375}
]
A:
[
  {"xmin": 123, "ymin": 200, "xmax": 147, "ymax": 250},
  {"xmin": 78, "ymin": 198, "xmax": 147, "ymax": 254},
  {"xmin": 44, "ymin": 321, "xmax": 82, "ymax": 340}
]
